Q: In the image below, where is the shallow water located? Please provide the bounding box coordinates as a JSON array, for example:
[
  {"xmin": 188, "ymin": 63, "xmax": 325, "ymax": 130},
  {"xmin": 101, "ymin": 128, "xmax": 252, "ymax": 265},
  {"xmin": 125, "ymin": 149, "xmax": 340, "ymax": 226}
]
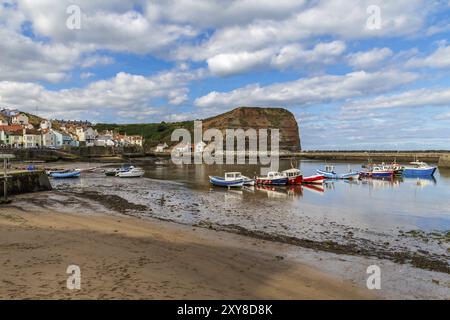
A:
[
  {"xmin": 143, "ymin": 160, "xmax": 450, "ymax": 233},
  {"xmin": 49, "ymin": 160, "xmax": 450, "ymax": 258}
]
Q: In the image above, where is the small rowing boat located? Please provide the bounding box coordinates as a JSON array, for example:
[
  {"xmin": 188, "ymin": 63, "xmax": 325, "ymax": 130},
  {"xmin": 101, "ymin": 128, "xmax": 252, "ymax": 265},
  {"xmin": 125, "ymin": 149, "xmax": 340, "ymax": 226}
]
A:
[
  {"xmin": 256, "ymin": 172, "xmax": 288, "ymax": 186},
  {"xmin": 48, "ymin": 170, "xmax": 81, "ymax": 179},
  {"xmin": 116, "ymin": 167, "xmax": 145, "ymax": 178},
  {"xmin": 209, "ymin": 172, "xmax": 244, "ymax": 188},
  {"xmin": 316, "ymin": 165, "xmax": 359, "ymax": 180},
  {"xmin": 105, "ymin": 165, "xmax": 134, "ymax": 176}
]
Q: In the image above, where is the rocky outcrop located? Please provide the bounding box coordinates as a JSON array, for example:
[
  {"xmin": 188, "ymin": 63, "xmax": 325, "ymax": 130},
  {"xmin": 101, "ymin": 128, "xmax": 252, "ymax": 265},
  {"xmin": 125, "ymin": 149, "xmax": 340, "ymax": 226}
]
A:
[{"xmin": 202, "ymin": 107, "xmax": 301, "ymax": 152}]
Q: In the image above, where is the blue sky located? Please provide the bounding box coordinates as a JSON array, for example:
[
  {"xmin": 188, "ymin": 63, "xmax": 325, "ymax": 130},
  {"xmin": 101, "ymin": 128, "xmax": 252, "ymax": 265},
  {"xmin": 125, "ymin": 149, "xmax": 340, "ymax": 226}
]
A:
[{"xmin": 1, "ymin": 0, "xmax": 450, "ymax": 150}]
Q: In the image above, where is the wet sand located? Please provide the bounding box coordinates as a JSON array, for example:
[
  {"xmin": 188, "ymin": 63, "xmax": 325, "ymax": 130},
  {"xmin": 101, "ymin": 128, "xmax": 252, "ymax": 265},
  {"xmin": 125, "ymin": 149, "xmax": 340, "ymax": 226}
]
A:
[{"xmin": 0, "ymin": 206, "xmax": 374, "ymax": 300}]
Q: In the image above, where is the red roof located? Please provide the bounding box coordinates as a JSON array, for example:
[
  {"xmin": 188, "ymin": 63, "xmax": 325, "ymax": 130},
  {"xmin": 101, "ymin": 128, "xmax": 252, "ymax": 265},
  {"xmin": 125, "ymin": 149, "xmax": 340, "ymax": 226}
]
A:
[{"xmin": 0, "ymin": 125, "xmax": 22, "ymax": 133}]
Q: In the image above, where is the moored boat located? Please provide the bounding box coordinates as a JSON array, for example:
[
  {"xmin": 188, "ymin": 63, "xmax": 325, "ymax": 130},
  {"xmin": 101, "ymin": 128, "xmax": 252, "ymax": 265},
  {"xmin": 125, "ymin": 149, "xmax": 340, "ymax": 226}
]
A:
[
  {"xmin": 209, "ymin": 172, "xmax": 244, "ymax": 188},
  {"xmin": 256, "ymin": 172, "xmax": 288, "ymax": 185},
  {"xmin": 302, "ymin": 174, "xmax": 325, "ymax": 184},
  {"xmin": 403, "ymin": 162, "xmax": 437, "ymax": 177},
  {"xmin": 241, "ymin": 175, "xmax": 256, "ymax": 186},
  {"xmin": 281, "ymin": 168, "xmax": 303, "ymax": 185},
  {"xmin": 360, "ymin": 166, "xmax": 394, "ymax": 179},
  {"xmin": 116, "ymin": 167, "xmax": 145, "ymax": 178},
  {"xmin": 48, "ymin": 170, "xmax": 81, "ymax": 179},
  {"xmin": 316, "ymin": 165, "xmax": 359, "ymax": 180},
  {"xmin": 105, "ymin": 165, "xmax": 134, "ymax": 176}
]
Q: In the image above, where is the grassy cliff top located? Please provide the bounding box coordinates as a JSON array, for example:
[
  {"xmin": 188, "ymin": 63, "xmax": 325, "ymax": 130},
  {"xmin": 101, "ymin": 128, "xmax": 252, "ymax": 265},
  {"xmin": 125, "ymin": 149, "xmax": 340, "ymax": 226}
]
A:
[{"xmin": 94, "ymin": 107, "xmax": 300, "ymax": 150}]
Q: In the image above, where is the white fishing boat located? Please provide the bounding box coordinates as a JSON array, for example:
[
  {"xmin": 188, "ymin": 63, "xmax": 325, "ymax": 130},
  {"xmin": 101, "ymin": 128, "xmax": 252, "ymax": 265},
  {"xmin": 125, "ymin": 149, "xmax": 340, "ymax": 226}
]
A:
[
  {"xmin": 241, "ymin": 175, "xmax": 256, "ymax": 186},
  {"xmin": 209, "ymin": 172, "xmax": 244, "ymax": 188},
  {"xmin": 116, "ymin": 167, "xmax": 145, "ymax": 178}
]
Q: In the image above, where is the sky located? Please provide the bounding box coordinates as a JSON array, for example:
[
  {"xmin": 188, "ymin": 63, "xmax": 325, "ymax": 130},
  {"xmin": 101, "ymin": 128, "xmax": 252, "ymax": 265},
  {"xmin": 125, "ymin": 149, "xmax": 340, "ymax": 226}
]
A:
[{"xmin": 0, "ymin": 0, "xmax": 450, "ymax": 150}]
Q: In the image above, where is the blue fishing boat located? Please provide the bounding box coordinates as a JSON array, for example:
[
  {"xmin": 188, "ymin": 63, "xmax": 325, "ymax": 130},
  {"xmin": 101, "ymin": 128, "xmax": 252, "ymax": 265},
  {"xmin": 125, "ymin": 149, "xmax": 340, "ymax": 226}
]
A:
[
  {"xmin": 49, "ymin": 170, "xmax": 81, "ymax": 179},
  {"xmin": 317, "ymin": 165, "xmax": 360, "ymax": 180},
  {"xmin": 209, "ymin": 172, "xmax": 244, "ymax": 188},
  {"xmin": 256, "ymin": 172, "xmax": 288, "ymax": 185},
  {"xmin": 403, "ymin": 162, "xmax": 437, "ymax": 177},
  {"xmin": 360, "ymin": 166, "xmax": 393, "ymax": 179}
]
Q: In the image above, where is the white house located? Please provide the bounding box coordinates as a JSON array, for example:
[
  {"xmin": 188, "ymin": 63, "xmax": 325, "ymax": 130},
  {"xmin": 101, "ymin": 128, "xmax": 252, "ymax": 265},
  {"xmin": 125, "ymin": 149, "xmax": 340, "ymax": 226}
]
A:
[
  {"xmin": 23, "ymin": 129, "xmax": 42, "ymax": 148},
  {"xmin": 84, "ymin": 127, "xmax": 97, "ymax": 144},
  {"xmin": 155, "ymin": 143, "xmax": 168, "ymax": 153},
  {"xmin": 42, "ymin": 130, "xmax": 58, "ymax": 148},
  {"xmin": 0, "ymin": 116, "xmax": 8, "ymax": 126},
  {"xmin": 126, "ymin": 135, "xmax": 143, "ymax": 147},
  {"xmin": 11, "ymin": 114, "xmax": 29, "ymax": 126},
  {"xmin": 75, "ymin": 127, "xmax": 85, "ymax": 142},
  {"xmin": 0, "ymin": 130, "xmax": 6, "ymax": 144},
  {"xmin": 95, "ymin": 133, "xmax": 115, "ymax": 147},
  {"xmin": 40, "ymin": 120, "xmax": 52, "ymax": 130}
]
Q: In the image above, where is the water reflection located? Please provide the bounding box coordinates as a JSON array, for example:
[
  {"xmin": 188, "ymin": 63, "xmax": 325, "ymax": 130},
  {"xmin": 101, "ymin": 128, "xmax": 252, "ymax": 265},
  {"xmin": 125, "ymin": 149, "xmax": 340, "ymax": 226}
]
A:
[{"xmin": 48, "ymin": 160, "xmax": 450, "ymax": 232}]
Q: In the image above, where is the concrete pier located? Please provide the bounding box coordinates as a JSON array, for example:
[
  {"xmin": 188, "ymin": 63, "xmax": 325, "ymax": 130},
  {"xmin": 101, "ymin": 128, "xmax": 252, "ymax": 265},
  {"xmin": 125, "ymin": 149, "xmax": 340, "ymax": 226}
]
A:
[{"xmin": 0, "ymin": 170, "xmax": 52, "ymax": 199}]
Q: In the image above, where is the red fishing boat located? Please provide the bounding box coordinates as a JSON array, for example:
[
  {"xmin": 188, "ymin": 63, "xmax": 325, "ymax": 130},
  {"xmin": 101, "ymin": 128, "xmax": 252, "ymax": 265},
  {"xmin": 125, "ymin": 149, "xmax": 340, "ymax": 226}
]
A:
[
  {"xmin": 281, "ymin": 168, "xmax": 303, "ymax": 185},
  {"xmin": 302, "ymin": 174, "xmax": 325, "ymax": 184}
]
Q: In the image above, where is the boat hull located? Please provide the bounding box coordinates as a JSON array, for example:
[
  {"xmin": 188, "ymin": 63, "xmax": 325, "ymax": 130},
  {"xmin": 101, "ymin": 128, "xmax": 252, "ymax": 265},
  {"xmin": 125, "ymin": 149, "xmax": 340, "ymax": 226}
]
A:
[
  {"xmin": 242, "ymin": 176, "xmax": 256, "ymax": 186},
  {"xmin": 360, "ymin": 171, "xmax": 393, "ymax": 179},
  {"xmin": 302, "ymin": 175, "xmax": 325, "ymax": 184},
  {"xmin": 209, "ymin": 176, "xmax": 244, "ymax": 187},
  {"xmin": 117, "ymin": 169, "xmax": 145, "ymax": 178},
  {"xmin": 286, "ymin": 175, "xmax": 303, "ymax": 185},
  {"xmin": 49, "ymin": 171, "xmax": 81, "ymax": 179},
  {"xmin": 256, "ymin": 177, "xmax": 288, "ymax": 186},
  {"xmin": 316, "ymin": 170, "xmax": 359, "ymax": 180},
  {"xmin": 403, "ymin": 167, "xmax": 436, "ymax": 177}
]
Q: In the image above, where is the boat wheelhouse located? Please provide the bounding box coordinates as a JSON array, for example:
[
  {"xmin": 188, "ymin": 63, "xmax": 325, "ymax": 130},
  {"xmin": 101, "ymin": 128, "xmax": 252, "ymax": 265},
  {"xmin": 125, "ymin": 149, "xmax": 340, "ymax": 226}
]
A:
[
  {"xmin": 256, "ymin": 172, "xmax": 288, "ymax": 186},
  {"xmin": 281, "ymin": 168, "xmax": 303, "ymax": 185},
  {"xmin": 209, "ymin": 172, "xmax": 244, "ymax": 188}
]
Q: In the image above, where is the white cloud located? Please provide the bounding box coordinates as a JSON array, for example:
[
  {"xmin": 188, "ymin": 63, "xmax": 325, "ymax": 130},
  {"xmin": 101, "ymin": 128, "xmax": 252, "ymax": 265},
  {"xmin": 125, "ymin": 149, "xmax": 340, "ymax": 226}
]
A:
[
  {"xmin": 271, "ymin": 41, "xmax": 346, "ymax": 70},
  {"xmin": 347, "ymin": 47, "xmax": 393, "ymax": 69},
  {"xmin": 0, "ymin": 67, "xmax": 206, "ymax": 120},
  {"xmin": 147, "ymin": 0, "xmax": 306, "ymax": 28},
  {"xmin": 406, "ymin": 43, "xmax": 450, "ymax": 69},
  {"xmin": 435, "ymin": 112, "xmax": 450, "ymax": 120},
  {"xmin": 207, "ymin": 49, "xmax": 273, "ymax": 76},
  {"xmin": 17, "ymin": 0, "xmax": 197, "ymax": 55},
  {"xmin": 81, "ymin": 55, "xmax": 114, "ymax": 68},
  {"xmin": 195, "ymin": 70, "xmax": 417, "ymax": 108},
  {"xmin": 172, "ymin": 0, "xmax": 428, "ymax": 74},
  {"xmin": 80, "ymin": 72, "xmax": 94, "ymax": 79},
  {"xmin": 0, "ymin": 28, "xmax": 82, "ymax": 82},
  {"xmin": 343, "ymin": 87, "xmax": 450, "ymax": 111}
]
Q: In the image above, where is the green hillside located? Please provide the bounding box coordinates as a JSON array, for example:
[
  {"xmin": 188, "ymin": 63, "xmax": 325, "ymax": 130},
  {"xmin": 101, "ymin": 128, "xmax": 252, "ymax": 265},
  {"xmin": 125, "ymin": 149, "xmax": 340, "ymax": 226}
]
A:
[{"xmin": 94, "ymin": 121, "xmax": 194, "ymax": 148}]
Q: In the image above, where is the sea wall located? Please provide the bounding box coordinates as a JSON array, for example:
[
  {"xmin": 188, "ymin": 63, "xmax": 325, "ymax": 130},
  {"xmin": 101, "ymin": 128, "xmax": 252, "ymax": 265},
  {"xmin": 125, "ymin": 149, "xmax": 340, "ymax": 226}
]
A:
[
  {"xmin": 0, "ymin": 171, "xmax": 52, "ymax": 196},
  {"xmin": 438, "ymin": 155, "xmax": 450, "ymax": 168}
]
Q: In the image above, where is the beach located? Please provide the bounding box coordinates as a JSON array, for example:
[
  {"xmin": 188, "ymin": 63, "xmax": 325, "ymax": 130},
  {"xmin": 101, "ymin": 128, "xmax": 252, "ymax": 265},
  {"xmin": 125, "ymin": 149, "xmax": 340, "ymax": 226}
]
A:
[{"xmin": 0, "ymin": 205, "xmax": 374, "ymax": 299}]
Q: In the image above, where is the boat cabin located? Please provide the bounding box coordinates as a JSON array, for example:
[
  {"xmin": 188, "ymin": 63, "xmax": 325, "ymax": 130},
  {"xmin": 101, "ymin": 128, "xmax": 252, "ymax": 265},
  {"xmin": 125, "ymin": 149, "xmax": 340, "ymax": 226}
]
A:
[
  {"xmin": 409, "ymin": 161, "xmax": 428, "ymax": 168},
  {"xmin": 324, "ymin": 165, "xmax": 335, "ymax": 173},
  {"xmin": 267, "ymin": 172, "xmax": 283, "ymax": 178},
  {"xmin": 282, "ymin": 168, "xmax": 301, "ymax": 178},
  {"xmin": 225, "ymin": 172, "xmax": 242, "ymax": 181}
]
